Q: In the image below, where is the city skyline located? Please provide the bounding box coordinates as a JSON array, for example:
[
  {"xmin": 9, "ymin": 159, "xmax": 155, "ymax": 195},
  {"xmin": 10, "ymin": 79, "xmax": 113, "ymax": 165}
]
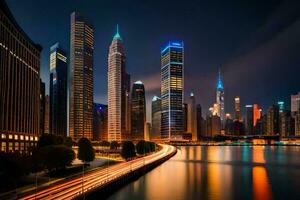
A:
[{"xmin": 6, "ymin": 0, "xmax": 300, "ymax": 121}]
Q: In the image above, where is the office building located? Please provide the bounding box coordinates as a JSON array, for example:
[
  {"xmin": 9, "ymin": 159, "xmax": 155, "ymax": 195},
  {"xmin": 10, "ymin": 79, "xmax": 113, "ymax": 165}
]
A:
[
  {"xmin": 295, "ymin": 111, "xmax": 300, "ymax": 136},
  {"xmin": 69, "ymin": 12, "xmax": 94, "ymax": 141},
  {"xmin": 187, "ymin": 92, "xmax": 197, "ymax": 141},
  {"xmin": 183, "ymin": 103, "xmax": 188, "ymax": 132},
  {"xmin": 151, "ymin": 96, "xmax": 161, "ymax": 140},
  {"xmin": 108, "ymin": 25, "xmax": 129, "ymax": 141},
  {"xmin": 131, "ymin": 81, "xmax": 146, "ymax": 140},
  {"xmin": 40, "ymin": 80, "xmax": 46, "ymax": 135},
  {"xmin": 267, "ymin": 105, "xmax": 279, "ymax": 135},
  {"xmin": 49, "ymin": 43, "xmax": 67, "ymax": 137},
  {"xmin": 234, "ymin": 96, "xmax": 241, "ymax": 121},
  {"xmin": 245, "ymin": 105, "xmax": 254, "ymax": 134},
  {"xmin": 216, "ymin": 69, "xmax": 225, "ymax": 126},
  {"xmin": 44, "ymin": 95, "xmax": 50, "ymax": 134},
  {"xmin": 253, "ymin": 104, "xmax": 261, "ymax": 127},
  {"xmin": 0, "ymin": 1, "xmax": 42, "ymax": 153},
  {"xmin": 93, "ymin": 103, "xmax": 108, "ymax": 141},
  {"xmin": 196, "ymin": 104, "xmax": 202, "ymax": 140},
  {"xmin": 161, "ymin": 41, "xmax": 184, "ymax": 140},
  {"xmin": 291, "ymin": 92, "xmax": 300, "ymax": 113},
  {"xmin": 278, "ymin": 101, "xmax": 285, "ymax": 113},
  {"xmin": 279, "ymin": 111, "xmax": 294, "ymax": 137}
]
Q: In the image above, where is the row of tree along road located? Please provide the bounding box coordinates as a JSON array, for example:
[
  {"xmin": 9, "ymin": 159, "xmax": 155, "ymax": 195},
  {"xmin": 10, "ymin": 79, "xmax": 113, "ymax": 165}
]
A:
[{"xmin": 0, "ymin": 134, "xmax": 158, "ymax": 193}]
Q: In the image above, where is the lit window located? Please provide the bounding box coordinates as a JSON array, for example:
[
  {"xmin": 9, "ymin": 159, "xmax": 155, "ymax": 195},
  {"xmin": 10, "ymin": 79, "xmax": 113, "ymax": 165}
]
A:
[
  {"xmin": 20, "ymin": 135, "xmax": 24, "ymax": 140},
  {"xmin": 30, "ymin": 136, "xmax": 34, "ymax": 141},
  {"xmin": 1, "ymin": 134, "xmax": 6, "ymax": 139},
  {"xmin": 14, "ymin": 135, "xmax": 18, "ymax": 140},
  {"xmin": 9, "ymin": 135, "xmax": 13, "ymax": 139},
  {"xmin": 25, "ymin": 136, "xmax": 29, "ymax": 141}
]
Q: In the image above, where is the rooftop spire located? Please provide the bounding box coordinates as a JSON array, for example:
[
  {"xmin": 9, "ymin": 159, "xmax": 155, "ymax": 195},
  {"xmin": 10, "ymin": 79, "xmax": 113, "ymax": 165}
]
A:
[
  {"xmin": 217, "ymin": 68, "xmax": 224, "ymax": 90},
  {"xmin": 113, "ymin": 24, "xmax": 122, "ymax": 40}
]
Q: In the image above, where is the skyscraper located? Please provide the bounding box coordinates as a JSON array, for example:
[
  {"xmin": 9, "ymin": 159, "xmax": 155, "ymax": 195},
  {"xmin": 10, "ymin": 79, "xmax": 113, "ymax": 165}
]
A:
[
  {"xmin": 108, "ymin": 25, "xmax": 128, "ymax": 141},
  {"xmin": 69, "ymin": 12, "xmax": 94, "ymax": 141},
  {"xmin": 245, "ymin": 105, "xmax": 254, "ymax": 134},
  {"xmin": 44, "ymin": 95, "xmax": 50, "ymax": 134},
  {"xmin": 234, "ymin": 96, "xmax": 241, "ymax": 121},
  {"xmin": 187, "ymin": 92, "xmax": 197, "ymax": 141},
  {"xmin": 278, "ymin": 101, "xmax": 285, "ymax": 113},
  {"xmin": 253, "ymin": 104, "xmax": 261, "ymax": 127},
  {"xmin": 291, "ymin": 92, "xmax": 300, "ymax": 113},
  {"xmin": 151, "ymin": 96, "xmax": 161, "ymax": 140},
  {"xmin": 49, "ymin": 43, "xmax": 67, "ymax": 137},
  {"xmin": 131, "ymin": 81, "xmax": 146, "ymax": 140},
  {"xmin": 93, "ymin": 103, "xmax": 108, "ymax": 141},
  {"xmin": 40, "ymin": 80, "xmax": 46, "ymax": 135},
  {"xmin": 0, "ymin": 1, "xmax": 41, "ymax": 153},
  {"xmin": 216, "ymin": 69, "xmax": 225, "ymax": 126},
  {"xmin": 183, "ymin": 103, "xmax": 188, "ymax": 132},
  {"xmin": 161, "ymin": 41, "xmax": 184, "ymax": 140},
  {"xmin": 267, "ymin": 105, "xmax": 279, "ymax": 135},
  {"xmin": 196, "ymin": 104, "xmax": 202, "ymax": 140}
]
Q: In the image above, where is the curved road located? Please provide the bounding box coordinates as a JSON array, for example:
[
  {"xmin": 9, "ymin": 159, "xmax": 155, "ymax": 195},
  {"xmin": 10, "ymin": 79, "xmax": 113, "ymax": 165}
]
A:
[{"xmin": 20, "ymin": 144, "xmax": 176, "ymax": 200}]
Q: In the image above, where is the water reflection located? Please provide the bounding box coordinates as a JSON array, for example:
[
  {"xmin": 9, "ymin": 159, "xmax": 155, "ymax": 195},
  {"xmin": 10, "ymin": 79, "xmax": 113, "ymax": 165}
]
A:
[{"xmin": 108, "ymin": 146, "xmax": 300, "ymax": 200}]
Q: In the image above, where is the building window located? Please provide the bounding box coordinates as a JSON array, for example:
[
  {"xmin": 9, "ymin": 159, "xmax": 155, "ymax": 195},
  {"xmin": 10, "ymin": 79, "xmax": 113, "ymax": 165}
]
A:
[
  {"xmin": 1, "ymin": 134, "xmax": 6, "ymax": 139},
  {"xmin": 20, "ymin": 135, "xmax": 24, "ymax": 140},
  {"xmin": 9, "ymin": 135, "xmax": 13, "ymax": 139},
  {"xmin": 30, "ymin": 136, "xmax": 34, "ymax": 141},
  {"xmin": 35, "ymin": 136, "xmax": 38, "ymax": 141},
  {"xmin": 25, "ymin": 136, "xmax": 29, "ymax": 141},
  {"xmin": 1, "ymin": 142, "xmax": 6, "ymax": 152},
  {"xmin": 15, "ymin": 142, "xmax": 19, "ymax": 151},
  {"xmin": 14, "ymin": 135, "xmax": 18, "ymax": 140},
  {"xmin": 8, "ymin": 142, "xmax": 13, "ymax": 151}
]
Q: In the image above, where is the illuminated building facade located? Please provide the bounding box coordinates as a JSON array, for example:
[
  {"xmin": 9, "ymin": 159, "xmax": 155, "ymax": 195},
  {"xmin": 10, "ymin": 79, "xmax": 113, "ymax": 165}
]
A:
[
  {"xmin": 44, "ymin": 95, "xmax": 50, "ymax": 134},
  {"xmin": 267, "ymin": 105, "xmax": 279, "ymax": 135},
  {"xmin": 131, "ymin": 81, "xmax": 146, "ymax": 140},
  {"xmin": 69, "ymin": 12, "xmax": 94, "ymax": 141},
  {"xmin": 291, "ymin": 92, "xmax": 300, "ymax": 113},
  {"xmin": 161, "ymin": 41, "xmax": 184, "ymax": 140},
  {"xmin": 253, "ymin": 104, "xmax": 261, "ymax": 127},
  {"xmin": 278, "ymin": 101, "xmax": 285, "ymax": 113},
  {"xmin": 245, "ymin": 105, "xmax": 254, "ymax": 134},
  {"xmin": 49, "ymin": 43, "xmax": 67, "ymax": 137},
  {"xmin": 108, "ymin": 25, "xmax": 129, "ymax": 141},
  {"xmin": 93, "ymin": 103, "xmax": 108, "ymax": 141},
  {"xmin": 279, "ymin": 111, "xmax": 294, "ymax": 137},
  {"xmin": 151, "ymin": 96, "xmax": 161, "ymax": 140},
  {"xmin": 188, "ymin": 92, "xmax": 197, "ymax": 141},
  {"xmin": 0, "ymin": 0, "xmax": 41, "ymax": 152},
  {"xmin": 40, "ymin": 80, "xmax": 46, "ymax": 135},
  {"xmin": 216, "ymin": 69, "xmax": 225, "ymax": 126},
  {"xmin": 234, "ymin": 96, "xmax": 241, "ymax": 121}
]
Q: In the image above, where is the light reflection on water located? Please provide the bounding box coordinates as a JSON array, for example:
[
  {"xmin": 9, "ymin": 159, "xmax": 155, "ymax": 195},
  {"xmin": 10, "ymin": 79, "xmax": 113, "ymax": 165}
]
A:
[{"xmin": 107, "ymin": 146, "xmax": 300, "ymax": 200}]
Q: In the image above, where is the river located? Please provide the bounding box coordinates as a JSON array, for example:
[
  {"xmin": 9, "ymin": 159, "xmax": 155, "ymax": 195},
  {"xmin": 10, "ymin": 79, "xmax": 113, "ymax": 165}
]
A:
[{"xmin": 106, "ymin": 146, "xmax": 300, "ymax": 200}]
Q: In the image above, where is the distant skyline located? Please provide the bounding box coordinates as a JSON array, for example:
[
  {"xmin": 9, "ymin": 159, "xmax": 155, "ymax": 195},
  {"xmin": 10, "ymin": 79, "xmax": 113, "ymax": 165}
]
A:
[{"xmin": 6, "ymin": 0, "xmax": 300, "ymax": 121}]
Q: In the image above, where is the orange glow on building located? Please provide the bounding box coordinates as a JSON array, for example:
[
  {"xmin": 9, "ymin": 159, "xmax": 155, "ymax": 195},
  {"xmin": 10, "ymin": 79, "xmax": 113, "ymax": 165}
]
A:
[{"xmin": 253, "ymin": 104, "xmax": 261, "ymax": 126}]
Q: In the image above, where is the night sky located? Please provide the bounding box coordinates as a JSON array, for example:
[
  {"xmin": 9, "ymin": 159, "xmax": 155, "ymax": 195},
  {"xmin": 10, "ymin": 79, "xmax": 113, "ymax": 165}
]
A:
[{"xmin": 6, "ymin": 0, "xmax": 300, "ymax": 121}]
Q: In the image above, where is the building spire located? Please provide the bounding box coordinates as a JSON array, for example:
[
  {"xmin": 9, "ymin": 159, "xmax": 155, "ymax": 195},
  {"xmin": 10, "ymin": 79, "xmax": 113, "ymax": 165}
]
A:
[
  {"xmin": 217, "ymin": 68, "xmax": 224, "ymax": 90},
  {"xmin": 113, "ymin": 24, "xmax": 122, "ymax": 40}
]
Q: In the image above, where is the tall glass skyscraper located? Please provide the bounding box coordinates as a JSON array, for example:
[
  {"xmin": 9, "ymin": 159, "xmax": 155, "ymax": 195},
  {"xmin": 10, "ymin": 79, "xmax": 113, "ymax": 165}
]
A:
[
  {"xmin": 69, "ymin": 12, "xmax": 94, "ymax": 141},
  {"xmin": 49, "ymin": 43, "xmax": 67, "ymax": 137},
  {"xmin": 216, "ymin": 69, "xmax": 225, "ymax": 126},
  {"xmin": 131, "ymin": 81, "xmax": 146, "ymax": 140},
  {"xmin": 0, "ymin": 0, "xmax": 41, "ymax": 153},
  {"xmin": 108, "ymin": 25, "xmax": 129, "ymax": 142},
  {"xmin": 160, "ymin": 41, "xmax": 184, "ymax": 140},
  {"xmin": 151, "ymin": 96, "xmax": 161, "ymax": 140}
]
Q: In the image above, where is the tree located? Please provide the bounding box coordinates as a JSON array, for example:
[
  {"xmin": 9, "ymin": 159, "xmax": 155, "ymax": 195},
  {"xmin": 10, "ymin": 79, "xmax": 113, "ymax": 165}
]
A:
[
  {"xmin": 40, "ymin": 145, "xmax": 75, "ymax": 172},
  {"xmin": 110, "ymin": 141, "xmax": 119, "ymax": 150},
  {"xmin": 78, "ymin": 137, "xmax": 95, "ymax": 163},
  {"xmin": 121, "ymin": 141, "xmax": 136, "ymax": 161},
  {"xmin": 65, "ymin": 137, "xmax": 73, "ymax": 148}
]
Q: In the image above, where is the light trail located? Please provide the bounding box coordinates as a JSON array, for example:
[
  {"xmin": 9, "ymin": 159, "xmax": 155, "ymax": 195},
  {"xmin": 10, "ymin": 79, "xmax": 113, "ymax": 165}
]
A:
[{"xmin": 20, "ymin": 144, "xmax": 175, "ymax": 200}]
